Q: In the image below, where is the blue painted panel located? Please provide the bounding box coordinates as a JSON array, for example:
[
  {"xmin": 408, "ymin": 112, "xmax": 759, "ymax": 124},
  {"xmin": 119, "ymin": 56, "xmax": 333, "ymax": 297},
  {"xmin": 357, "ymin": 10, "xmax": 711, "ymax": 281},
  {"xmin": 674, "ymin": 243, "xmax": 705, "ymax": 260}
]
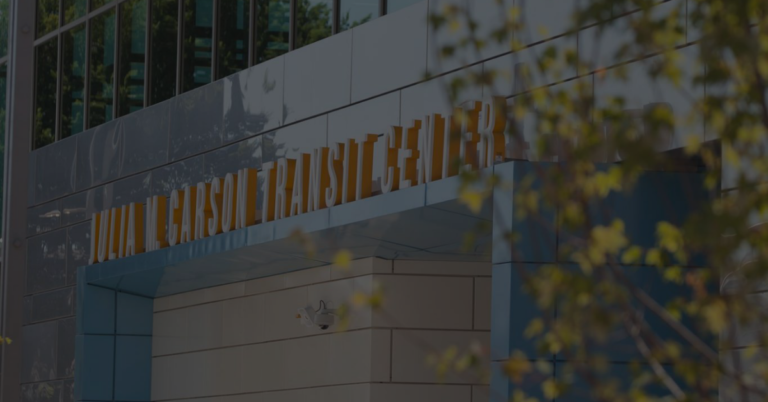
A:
[
  {"xmin": 114, "ymin": 336, "xmax": 152, "ymax": 401},
  {"xmin": 491, "ymin": 263, "xmax": 554, "ymax": 360},
  {"xmin": 76, "ymin": 280, "xmax": 115, "ymax": 335},
  {"xmin": 75, "ymin": 335, "xmax": 114, "ymax": 401},
  {"xmin": 116, "ymin": 293, "xmax": 153, "ymax": 336}
]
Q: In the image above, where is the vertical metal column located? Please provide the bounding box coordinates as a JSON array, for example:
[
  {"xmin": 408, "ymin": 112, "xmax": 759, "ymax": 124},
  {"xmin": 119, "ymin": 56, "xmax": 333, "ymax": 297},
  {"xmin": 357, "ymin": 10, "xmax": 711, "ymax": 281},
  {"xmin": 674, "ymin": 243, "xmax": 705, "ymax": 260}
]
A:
[{"xmin": 0, "ymin": 0, "xmax": 35, "ymax": 401}]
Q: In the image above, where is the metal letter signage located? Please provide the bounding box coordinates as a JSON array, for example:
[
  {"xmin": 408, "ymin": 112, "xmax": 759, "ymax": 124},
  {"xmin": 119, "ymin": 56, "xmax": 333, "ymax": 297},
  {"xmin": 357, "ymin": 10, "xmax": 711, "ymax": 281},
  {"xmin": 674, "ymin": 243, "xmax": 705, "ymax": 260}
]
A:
[{"xmin": 88, "ymin": 98, "xmax": 509, "ymax": 264}]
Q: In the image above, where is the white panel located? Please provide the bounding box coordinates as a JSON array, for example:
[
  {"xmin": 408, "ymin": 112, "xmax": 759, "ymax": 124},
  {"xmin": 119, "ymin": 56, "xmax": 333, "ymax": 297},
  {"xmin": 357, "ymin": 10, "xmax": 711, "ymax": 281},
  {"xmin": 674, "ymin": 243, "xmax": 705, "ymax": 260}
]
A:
[
  {"xmin": 222, "ymin": 295, "xmax": 266, "ymax": 346},
  {"xmin": 328, "ymin": 329, "xmax": 391, "ymax": 383},
  {"xmin": 262, "ymin": 286, "xmax": 312, "ymax": 341},
  {"xmin": 474, "ymin": 277, "xmax": 491, "ymax": 330},
  {"xmin": 391, "ymin": 329, "xmax": 490, "ymax": 383},
  {"xmin": 471, "ymin": 385, "xmax": 489, "ymax": 402},
  {"xmin": 185, "ymin": 302, "xmax": 225, "ymax": 351},
  {"xmin": 393, "ymin": 260, "xmax": 491, "ymax": 276},
  {"xmin": 373, "ymin": 276, "xmax": 474, "ymax": 329},
  {"xmin": 307, "ymin": 276, "xmax": 374, "ymax": 330},
  {"xmin": 284, "ymin": 31, "xmax": 353, "ymax": 124},
  {"xmin": 369, "ymin": 384, "xmax": 472, "ymax": 402},
  {"xmin": 154, "ymin": 281, "xmax": 244, "ymax": 312},
  {"xmin": 245, "ymin": 265, "xmax": 331, "ymax": 295},
  {"xmin": 152, "ymin": 308, "xmax": 190, "ymax": 356},
  {"xmin": 331, "ymin": 257, "xmax": 393, "ymax": 279},
  {"xmin": 351, "ymin": 1, "xmax": 429, "ymax": 102}
]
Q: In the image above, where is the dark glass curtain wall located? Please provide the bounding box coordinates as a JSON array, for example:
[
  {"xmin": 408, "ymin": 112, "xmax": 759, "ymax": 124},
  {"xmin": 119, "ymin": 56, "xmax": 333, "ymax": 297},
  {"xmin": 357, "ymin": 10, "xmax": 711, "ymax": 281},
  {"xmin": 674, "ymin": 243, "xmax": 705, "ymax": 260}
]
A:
[{"xmin": 32, "ymin": 0, "xmax": 406, "ymax": 149}]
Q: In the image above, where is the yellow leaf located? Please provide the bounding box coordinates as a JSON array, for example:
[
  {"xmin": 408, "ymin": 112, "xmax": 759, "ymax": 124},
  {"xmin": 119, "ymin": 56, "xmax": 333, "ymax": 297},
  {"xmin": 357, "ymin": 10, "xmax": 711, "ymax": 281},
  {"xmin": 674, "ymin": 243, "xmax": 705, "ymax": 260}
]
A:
[
  {"xmin": 333, "ymin": 249, "xmax": 353, "ymax": 268},
  {"xmin": 503, "ymin": 351, "xmax": 532, "ymax": 383},
  {"xmin": 459, "ymin": 189, "xmax": 484, "ymax": 214}
]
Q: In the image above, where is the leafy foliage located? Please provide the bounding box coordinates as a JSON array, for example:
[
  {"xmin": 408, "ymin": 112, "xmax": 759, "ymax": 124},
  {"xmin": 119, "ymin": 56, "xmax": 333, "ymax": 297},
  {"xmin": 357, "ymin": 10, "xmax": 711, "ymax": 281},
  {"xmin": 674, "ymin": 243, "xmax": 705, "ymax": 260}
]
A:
[{"xmin": 428, "ymin": 0, "xmax": 768, "ymax": 400}]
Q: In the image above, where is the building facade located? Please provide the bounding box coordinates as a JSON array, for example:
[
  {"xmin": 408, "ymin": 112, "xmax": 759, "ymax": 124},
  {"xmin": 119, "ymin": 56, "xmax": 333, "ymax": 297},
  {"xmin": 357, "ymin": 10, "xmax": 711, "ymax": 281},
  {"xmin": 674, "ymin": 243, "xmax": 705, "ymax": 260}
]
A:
[{"xmin": 0, "ymin": 0, "xmax": 746, "ymax": 401}]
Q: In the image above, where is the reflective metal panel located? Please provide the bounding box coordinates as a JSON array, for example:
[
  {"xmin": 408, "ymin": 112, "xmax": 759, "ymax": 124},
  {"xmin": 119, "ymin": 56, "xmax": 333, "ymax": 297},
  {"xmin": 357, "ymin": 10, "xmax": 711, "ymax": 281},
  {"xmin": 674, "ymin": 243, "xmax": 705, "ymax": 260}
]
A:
[
  {"xmin": 400, "ymin": 65, "xmax": 482, "ymax": 124},
  {"xmin": 427, "ymin": 0, "xmax": 521, "ymax": 73},
  {"xmin": 327, "ymin": 91, "xmax": 399, "ymax": 194},
  {"xmin": 61, "ymin": 192, "xmax": 88, "ymax": 226},
  {"xmin": 350, "ymin": 1, "xmax": 428, "ymax": 102},
  {"xmin": 594, "ymin": 46, "xmax": 702, "ymax": 158},
  {"xmin": 204, "ymin": 136, "xmax": 263, "ymax": 179},
  {"xmin": 21, "ymin": 321, "xmax": 59, "ymax": 382},
  {"xmin": 483, "ymin": 36, "xmax": 576, "ymax": 98},
  {"xmin": 121, "ymin": 100, "xmax": 171, "ymax": 176},
  {"xmin": 102, "ymin": 171, "xmax": 152, "ymax": 210},
  {"xmin": 58, "ymin": 318, "xmax": 77, "ymax": 378},
  {"xmin": 34, "ymin": 38, "xmax": 58, "ymax": 149},
  {"xmin": 505, "ymin": 76, "xmax": 592, "ymax": 161},
  {"xmin": 61, "ymin": 24, "xmax": 87, "ymax": 139},
  {"xmin": 30, "ymin": 287, "xmax": 74, "ymax": 323},
  {"xmin": 74, "ymin": 120, "xmax": 122, "ymax": 191},
  {"xmin": 27, "ymin": 229, "xmax": 68, "ymax": 294},
  {"xmin": 27, "ymin": 200, "xmax": 62, "ymax": 237},
  {"xmin": 67, "ymin": 221, "xmax": 91, "ymax": 285},
  {"xmin": 579, "ymin": 0, "xmax": 684, "ymax": 75},
  {"xmin": 284, "ymin": 30, "xmax": 351, "ymax": 123},
  {"xmin": 169, "ymin": 80, "xmax": 224, "ymax": 160},
  {"xmin": 261, "ymin": 114, "xmax": 327, "ymax": 163},
  {"xmin": 33, "ymin": 136, "xmax": 78, "ymax": 204},
  {"xmin": 519, "ymin": 0, "xmax": 575, "ymax": 45},
  {"xmin": 222, "ymin": 56, "xmax": 284, "ymax": 143},
  {"xmin": 151, "ymin": 155, "xmax": 206, "ymax": 194}
]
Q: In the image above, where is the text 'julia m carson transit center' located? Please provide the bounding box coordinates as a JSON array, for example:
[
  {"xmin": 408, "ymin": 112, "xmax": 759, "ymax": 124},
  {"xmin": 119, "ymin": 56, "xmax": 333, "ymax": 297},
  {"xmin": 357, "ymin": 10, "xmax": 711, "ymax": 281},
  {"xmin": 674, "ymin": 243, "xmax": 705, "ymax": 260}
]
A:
[{"xmin": 0, "ymin": 0, "xmax": 737, "ymax": 401}]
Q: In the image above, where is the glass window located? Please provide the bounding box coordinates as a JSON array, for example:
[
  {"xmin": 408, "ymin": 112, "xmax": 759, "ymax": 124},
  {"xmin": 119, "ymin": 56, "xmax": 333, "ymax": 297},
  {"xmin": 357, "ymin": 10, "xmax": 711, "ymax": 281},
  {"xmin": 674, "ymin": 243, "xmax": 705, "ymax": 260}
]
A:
[
  {"xmin": 217, "ymin": 0, "xmax": 250, "ymax": 78},
  {"xmin": 182, "ymin": 0, "xmax": 213, "ymax": 92},
  {"xmin": 0, "ymin": 0, "xmax": 9, "ymax": 58},
  {"xmin": 36, "ymin": 0, "xmax": 59, "ymax": 38},
  {"xmin": 149, "ymin": 0, "xmax": 179, "ymax": 105},
  {"xmin": 63, "ymin": 0, "xmax": 87, "ymax": 24},
  {"xmin": 34, "ymin": 39, "xmax": 58, "ymax": 149},
  {"xmin": 89, "ymin": 9, "xmax": 116, "ymax": 127},
  {"xmin": 61, "ymin": 24, "xmax": 87, "ymax": 139},
  {"xmin": 150, "ymin": 0, "xmax": 178, "ymax": 105},
  {"xmin": 386, "ymin": 0, "xmax": 418, "ymax": 14},
  {"xmin": 255, "ymin": 0, "xmax": 289, "ymax": 63},
  {"xmin": 339, "ymin": 0, "xmax": 378, "ymax": 31},
  {"xmin": 91, "ymin": 0, "xmax": 114, "ymax": 9},
  {"xmin": 118, "ymin": 0, "xmax": 147, "ymax": 116},
  {"xmin": 294, "ymin": 0, "xmax": 333, "ymax": 49},
  {"xmin": 0, "ymin": 62, "xmax": 5, "ymax": 232}
]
